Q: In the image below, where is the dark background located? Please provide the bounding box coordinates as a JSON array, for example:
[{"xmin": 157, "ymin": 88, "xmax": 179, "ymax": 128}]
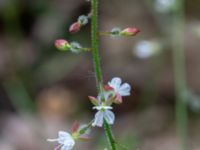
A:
[{"xmin": 0, "ymin": 0, "xmax": 200, "ymax": 149}]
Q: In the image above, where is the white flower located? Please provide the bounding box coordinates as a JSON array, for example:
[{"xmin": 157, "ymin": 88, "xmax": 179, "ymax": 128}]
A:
[
  {"xmin": 92, "ymin": 105, "xmax": 115, "ymax": 127},
  {"xmin": 108, "ymin": 77, "xmax": 131, "ymax": 96},
  {"xmin": 47, "ymin": 131, "xmax": 75, "ymax": 150}
]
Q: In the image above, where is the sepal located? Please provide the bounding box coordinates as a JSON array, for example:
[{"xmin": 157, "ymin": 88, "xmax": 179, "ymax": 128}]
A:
[{"xmin": 88, "ymin": 96, "xmax": 99, "ymax": 106}]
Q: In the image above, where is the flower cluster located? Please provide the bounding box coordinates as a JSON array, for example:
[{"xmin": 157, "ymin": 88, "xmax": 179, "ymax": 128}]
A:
[
  {"xmin": 49, "ymin": 0, "xmax": 139, "ymax": 149},
  {"xmin": 54, "ymin": 14, "xmax": 90, "ymax": 53},
  {"xmin": 48, "ymin": 77, "xmax": 131, "ymax": 149},
  {"xmin": 89, "ymin": 77, "xmax": 131, "ymax": 127}
]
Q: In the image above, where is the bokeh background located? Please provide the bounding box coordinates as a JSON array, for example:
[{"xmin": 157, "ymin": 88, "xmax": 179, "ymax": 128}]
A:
[{"xmin": 0, "ymin": 0, "xmax": 200, "ymax": 149}]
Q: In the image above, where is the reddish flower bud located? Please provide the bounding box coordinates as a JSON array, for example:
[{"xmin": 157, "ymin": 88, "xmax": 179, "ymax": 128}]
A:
[
  {"xmin": 69, "ymin": 22, "xmax": 81, "ymax": 33},
  {"xmin": 120, "ymin": 27, "xmax": 140, "ymax": 36},
  {"xmin": 54, "ymin": 39, "xmax": 71, "ymax": 51}
]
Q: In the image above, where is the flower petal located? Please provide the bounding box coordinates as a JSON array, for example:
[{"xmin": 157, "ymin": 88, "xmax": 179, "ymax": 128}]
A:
[
  {"xmin": 58, "ymin": 131, "xmax": 71, "ymax": 138},
  {"xmin": 58, "ymin": 131, "xmax": 73, "ymax": 145},
  {"xmin": 104, "ymin": 110, "xmax": 115, "ymax": 125},
  {"xmin": 108, "ymin": 77, "xmax": 122, "ymax": 91},
  {"xmin": 92, "ymin": 111, "xmax": 104, "ymax": 127},
  {"xmin": 118, "ymin": 83, "xmax": 131, "ymax": 96}
]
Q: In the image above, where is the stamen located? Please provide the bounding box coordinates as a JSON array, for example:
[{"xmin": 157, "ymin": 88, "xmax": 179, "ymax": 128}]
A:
[{"xmin": 47, "ymin": 139, "xmax": 58, "ymax": 142}]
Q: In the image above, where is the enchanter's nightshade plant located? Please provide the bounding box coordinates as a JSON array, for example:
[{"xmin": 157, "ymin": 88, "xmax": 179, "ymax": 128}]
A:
[{"xmin": 49, "ymin": 0, "xmax": 139, "ymax": 149}]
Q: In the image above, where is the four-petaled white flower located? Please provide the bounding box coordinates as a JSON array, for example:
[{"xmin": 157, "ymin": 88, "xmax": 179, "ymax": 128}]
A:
[
  {"xmin": 92, "ymin": 105, "xmax": 115, "ymax": 127},
  {"xmin": 108, "ymin": 77, "xmax": 131, "ymax": 103},
  {"xmin": 47, "ymin": 131, "xmax": 75, "ymax": 150}
]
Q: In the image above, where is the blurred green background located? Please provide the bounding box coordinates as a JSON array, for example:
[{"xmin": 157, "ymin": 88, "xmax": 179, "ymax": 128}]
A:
[{"xmin": 0, "ymin": 0, "xmax": 200, "ymax": 149}]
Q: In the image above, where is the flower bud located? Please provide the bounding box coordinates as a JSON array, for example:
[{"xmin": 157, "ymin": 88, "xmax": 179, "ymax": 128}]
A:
[
  {"xmin": 78, "ymin": 15, "xmax": 88, "ymax": 25},
  {"xmin": 120, "ymin": 27, "xmax": 140, "ymax": 36},
  {"xmin": 54, "ymin": 39, "xmax": 71, "ymax": 51},
  {"xmin": 69, "ymin": 22, "xmax": 81, "ymax": 33}
]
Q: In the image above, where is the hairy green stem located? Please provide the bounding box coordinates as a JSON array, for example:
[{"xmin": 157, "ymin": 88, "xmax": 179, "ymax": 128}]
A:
[
  {"xmin": 104, "ymin": 120, "xmax": 116, "ymax": 150},
  {"xmin": 91, "ymin": 0, "xmax": 103, "ymax": 91},
  {"xmin": 172, "ymin": 0, "xmax": 188, "ymax": 150},
  {"xmin": 91, "ymin": 0, "xmax": 116, "ymax": 149}
]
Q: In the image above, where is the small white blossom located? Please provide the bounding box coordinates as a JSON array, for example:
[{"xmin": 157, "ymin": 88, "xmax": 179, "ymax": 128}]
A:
[
  {"xmin": 47, "ymin": 131, "xmax": 75, "ymax": 150},
  {"xmin": 92, "ymin": 105, "xmax": 115, "ymax": 127},
  {"xmin": 108, "ymin": 77, "xmax": 131, "ymax": 96}
]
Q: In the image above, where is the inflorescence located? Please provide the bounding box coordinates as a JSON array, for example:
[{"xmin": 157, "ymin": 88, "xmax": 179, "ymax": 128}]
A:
[{"xmin": 48, "ymin": 1, "xmax": 139, "ymax": 149}]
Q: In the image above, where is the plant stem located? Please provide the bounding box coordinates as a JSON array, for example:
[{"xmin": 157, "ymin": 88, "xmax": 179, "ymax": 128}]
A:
[
  {"xmin": 91, "ymin": 0, "xmax": 103, "ymax": 91},
  {"xmin": 104, "ymin": 120, "xmax": 116, "ymax": 150},
  {"xmin": 172, "ymin": 0, "xmax": 188, "ymax": 150},
  {"xmin": 91, "ymin": 0, "xmax": 116, "ymax": 149}
]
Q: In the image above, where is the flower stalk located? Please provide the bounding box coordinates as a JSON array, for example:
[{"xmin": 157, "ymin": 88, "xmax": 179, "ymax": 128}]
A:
[
  {"xmin": 91, "ymin": 0, "xmax": 116, "ymax": 149},
  {"xmin": 91, "ymin": 0, "xmax": 103, "ymax": 91},
  {"xmin": 104, "ymin": 119, "xmax": 116, "ymax": 150}
]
